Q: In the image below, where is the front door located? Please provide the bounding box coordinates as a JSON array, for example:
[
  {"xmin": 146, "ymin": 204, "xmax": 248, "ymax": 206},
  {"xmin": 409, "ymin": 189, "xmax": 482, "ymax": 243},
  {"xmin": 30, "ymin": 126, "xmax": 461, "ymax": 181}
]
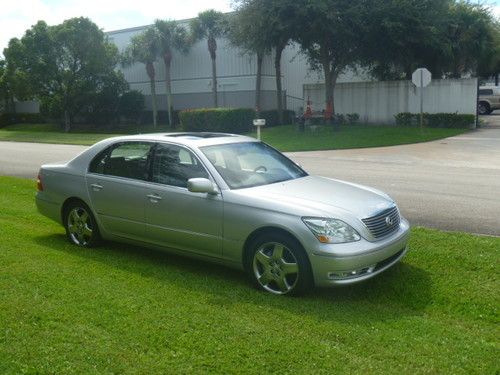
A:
[{"xmin": 145, "ymin": 143, "xmax": 223, "ymax": 258}]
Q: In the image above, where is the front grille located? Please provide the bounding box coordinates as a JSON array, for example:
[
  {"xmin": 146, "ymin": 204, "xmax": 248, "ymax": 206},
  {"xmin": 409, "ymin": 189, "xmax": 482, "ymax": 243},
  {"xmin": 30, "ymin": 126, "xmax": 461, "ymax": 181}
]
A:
[{"xmin": 362, "ymin": 206, "xmax": 400, "ymax": 239}]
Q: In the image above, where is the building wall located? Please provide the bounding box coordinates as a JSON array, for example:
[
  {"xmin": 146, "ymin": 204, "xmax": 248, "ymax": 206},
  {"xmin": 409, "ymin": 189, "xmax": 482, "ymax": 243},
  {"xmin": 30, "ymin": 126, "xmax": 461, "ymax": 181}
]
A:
[
  {"xmin": 107, "ymin": 23, "xmax": 371, "ymax": 114},
  {"xmin": 304, "ymin": 78, "xmax": 478, "ymax": 123}
]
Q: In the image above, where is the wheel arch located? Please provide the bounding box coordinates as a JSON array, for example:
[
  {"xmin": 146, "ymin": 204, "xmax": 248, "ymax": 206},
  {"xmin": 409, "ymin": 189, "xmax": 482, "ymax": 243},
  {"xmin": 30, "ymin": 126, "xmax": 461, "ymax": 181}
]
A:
[
  {"xmin": 242, "ymin": 226, "xmax": 311, "ymax": 270},
  {"xmin": 60, "ymin": 196, "xmax": 92, "ymax": 223}
]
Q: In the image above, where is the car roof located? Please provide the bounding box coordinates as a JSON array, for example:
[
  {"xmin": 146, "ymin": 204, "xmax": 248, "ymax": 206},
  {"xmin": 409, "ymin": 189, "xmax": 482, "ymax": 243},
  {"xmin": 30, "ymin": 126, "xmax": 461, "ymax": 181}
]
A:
[{"xmin": 103, "ymin": 132, "xmax": 258, "ymax": 148}]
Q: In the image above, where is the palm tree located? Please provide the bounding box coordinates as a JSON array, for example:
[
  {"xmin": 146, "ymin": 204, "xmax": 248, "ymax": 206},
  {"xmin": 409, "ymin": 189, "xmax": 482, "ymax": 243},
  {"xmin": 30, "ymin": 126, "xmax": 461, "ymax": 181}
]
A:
[
  {"xmin": 190, "ymin": 10, "xmax": 227, "ymax": 108},
  {"xmin": 228, "ymin": 6, "xmax": 270, "ymax": 116},
  {"xmin": 154, "ymin": 19, "xmax": 191, "ymax": 127},
  {"xmin": 122, "ymin": 27, "xmax": 160, "ymax": 128}
]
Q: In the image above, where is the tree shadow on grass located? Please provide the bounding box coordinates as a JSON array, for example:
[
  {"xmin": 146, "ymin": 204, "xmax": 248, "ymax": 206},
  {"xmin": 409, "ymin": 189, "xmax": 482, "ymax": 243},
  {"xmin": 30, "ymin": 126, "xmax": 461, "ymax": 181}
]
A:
[{"xmin": 34, "ymin": 233, "xmax": 432, "ymax": 325}]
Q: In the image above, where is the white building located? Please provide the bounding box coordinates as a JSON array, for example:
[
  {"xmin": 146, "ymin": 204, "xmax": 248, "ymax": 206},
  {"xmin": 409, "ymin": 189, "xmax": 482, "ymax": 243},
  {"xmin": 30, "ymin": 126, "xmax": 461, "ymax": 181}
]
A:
[{"xmin": 107, "ymin": 20, "xmax": 367, "ymax": 115}]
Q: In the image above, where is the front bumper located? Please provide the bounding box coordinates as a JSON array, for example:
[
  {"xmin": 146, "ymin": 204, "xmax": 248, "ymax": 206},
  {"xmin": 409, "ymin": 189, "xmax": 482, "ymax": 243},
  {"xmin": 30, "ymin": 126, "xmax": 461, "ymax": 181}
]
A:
[{"xmin": 309, "ymin": 218, "xmax": 410, "ymax": 287}]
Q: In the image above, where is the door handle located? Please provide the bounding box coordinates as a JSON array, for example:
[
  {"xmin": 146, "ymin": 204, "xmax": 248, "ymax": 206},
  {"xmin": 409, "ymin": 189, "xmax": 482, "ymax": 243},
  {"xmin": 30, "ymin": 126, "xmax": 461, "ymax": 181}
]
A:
[
  {"xmin": 147, "ymin": 194, "xmax": 162, "ymax": 203},
  {"xmin": 91, "ymin": 183, "xmax": 103, "ymax": 191}
]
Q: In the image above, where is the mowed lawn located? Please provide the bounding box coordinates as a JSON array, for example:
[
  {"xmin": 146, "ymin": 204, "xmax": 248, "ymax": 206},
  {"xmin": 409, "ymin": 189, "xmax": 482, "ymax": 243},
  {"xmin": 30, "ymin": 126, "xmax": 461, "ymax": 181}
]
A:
[
  {"xmin": 0, "ymin": 123, "xmax": 468, "ymax": 151},
  {"xmin": 253, "ymin": 124, "xmax": 469, "ymax": 152},
  {"xmin": 0, "ymin": 176, "xmax": 498, "ymax": 374}
]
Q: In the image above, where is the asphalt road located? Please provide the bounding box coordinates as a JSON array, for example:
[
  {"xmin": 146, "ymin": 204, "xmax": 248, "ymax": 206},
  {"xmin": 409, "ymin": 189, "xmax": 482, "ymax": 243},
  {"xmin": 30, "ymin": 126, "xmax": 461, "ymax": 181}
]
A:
[{"xmin": 1, "ymin": 128, "xmax": 499, "ymax": 236}]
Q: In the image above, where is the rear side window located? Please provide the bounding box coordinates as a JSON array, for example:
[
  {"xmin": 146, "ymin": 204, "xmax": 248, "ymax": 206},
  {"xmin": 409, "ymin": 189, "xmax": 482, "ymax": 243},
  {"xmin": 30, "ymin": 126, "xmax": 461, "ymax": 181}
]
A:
[
  {"xmin": 479, "ymin": 89, "xmax": 494, "ymax": 95},
  {"xmin": 89, "ymin": 142, "xmax": 153, "ymax": 180}
]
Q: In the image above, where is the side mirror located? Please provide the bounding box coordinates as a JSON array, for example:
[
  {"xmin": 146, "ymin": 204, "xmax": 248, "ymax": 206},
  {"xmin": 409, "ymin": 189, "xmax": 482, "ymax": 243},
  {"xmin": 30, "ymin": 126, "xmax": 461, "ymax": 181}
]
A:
[{"xmin": 187, "ymin": 178, "xmax": 218, "ymax": 195}]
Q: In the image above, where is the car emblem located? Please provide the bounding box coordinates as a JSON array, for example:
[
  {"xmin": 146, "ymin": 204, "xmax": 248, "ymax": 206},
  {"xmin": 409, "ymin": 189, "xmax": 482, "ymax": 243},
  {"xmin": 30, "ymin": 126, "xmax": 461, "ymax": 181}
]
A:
[{"xmin": 385, "ymin": 216, "xmax": 394, "ymax": 226}]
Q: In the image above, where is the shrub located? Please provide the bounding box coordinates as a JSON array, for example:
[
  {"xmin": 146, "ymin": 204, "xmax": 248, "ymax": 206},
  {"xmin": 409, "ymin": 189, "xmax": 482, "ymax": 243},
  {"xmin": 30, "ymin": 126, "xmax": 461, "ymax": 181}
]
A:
[
  {"xmin": 118, "ymin": 91, "xmax": 145, "ymax": 123},
  {"xmin": 0, "ymin": 112, "xmax": 46, "ymax": 128},
  {"xmin": 425, "ymin": 113, "xmax": 475, "ymax": 128},
  {"xmin": 395, "ymin": 112, "xmax": 418, "ymax": 126},
  {"xmin": 346, "ymin": 113, "xmax": 360, "ymax": 124},
  {"xmin": 258, "ymin": 109, "xmax": 295, "ymax": 127},
  {"xmin": 179, "ymin": 108, "xmax": 255, "ymax": 134},
  {"xmin": 395, "ymin": 112, "xmax": 475, "ymax": 128},
  {"xmin": 140, "ymin": 110, "xmax": 179, "ymax": 126}
]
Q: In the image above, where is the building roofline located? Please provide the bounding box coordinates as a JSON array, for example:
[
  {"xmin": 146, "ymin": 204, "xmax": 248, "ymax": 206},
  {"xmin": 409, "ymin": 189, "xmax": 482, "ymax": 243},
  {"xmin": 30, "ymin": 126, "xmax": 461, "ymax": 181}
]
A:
[{"xmin": 105, "ymin": 11, "xmax": 235, "ymax": 35}]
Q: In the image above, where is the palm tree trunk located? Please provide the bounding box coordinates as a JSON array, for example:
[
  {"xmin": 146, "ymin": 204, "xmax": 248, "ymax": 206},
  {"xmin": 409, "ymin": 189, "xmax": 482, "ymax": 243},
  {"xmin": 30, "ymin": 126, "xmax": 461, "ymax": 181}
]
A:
[
  {"xmin": 163, "ymin": 54, "xmax": 173, "ymax": 128},
  {"xmin": 146, "ymin": 62, "xmax": 157, "ymax": 128},
  {"xmin": 274, "ymin": 45, "xmax": 285, "ymax": 125},
  {"xmin": 208, "ymin": 36, "xmax": 218, "ymax": 108},
  {"xmin": 211, "ymin": 57, "xmax": 218, "ymax": 108},
  {"xmin": 151, "ymin": 79, "xmax": 158, "ymax": 128},
  {"xmin": 255, "ymin": 51, "xmax": 263, "ymax": 116}
]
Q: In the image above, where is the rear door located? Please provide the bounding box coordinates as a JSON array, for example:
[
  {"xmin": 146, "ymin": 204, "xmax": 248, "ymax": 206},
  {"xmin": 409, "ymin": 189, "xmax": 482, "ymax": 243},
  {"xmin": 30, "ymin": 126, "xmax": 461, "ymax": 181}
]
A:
[
  {"xmin": 144, "ymin": 142, "xmax": 223, "ymax": 257},
  {"xmin": 86, "ymin": 141, "xmax": 154, "ymax": 241}
]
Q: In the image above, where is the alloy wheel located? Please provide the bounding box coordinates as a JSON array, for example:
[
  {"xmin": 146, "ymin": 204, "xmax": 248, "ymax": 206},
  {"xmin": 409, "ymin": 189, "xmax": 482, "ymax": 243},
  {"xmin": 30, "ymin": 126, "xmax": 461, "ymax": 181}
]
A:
[
  {"xmin": 67, "ymin": 206, "xmax": 94, "ymax": 246},
  {"xmin": 252, "ymin": 242, "xmax": 299, "ymax": 295}
]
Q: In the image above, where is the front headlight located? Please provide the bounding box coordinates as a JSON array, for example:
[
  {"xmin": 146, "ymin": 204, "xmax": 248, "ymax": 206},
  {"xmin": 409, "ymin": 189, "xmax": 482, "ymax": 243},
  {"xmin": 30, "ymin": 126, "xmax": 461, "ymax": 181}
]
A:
[{"xmin": 302, "ymin": 217, "xmax": 361, "ymax": 244}]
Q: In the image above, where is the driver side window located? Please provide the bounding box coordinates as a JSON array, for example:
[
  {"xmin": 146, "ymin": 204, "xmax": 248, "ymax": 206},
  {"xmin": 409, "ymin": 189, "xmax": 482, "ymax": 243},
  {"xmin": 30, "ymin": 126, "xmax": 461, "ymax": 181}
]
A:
[{"xmin": 151, "ymin": 144, "xmax": 209, "ymax": 188}]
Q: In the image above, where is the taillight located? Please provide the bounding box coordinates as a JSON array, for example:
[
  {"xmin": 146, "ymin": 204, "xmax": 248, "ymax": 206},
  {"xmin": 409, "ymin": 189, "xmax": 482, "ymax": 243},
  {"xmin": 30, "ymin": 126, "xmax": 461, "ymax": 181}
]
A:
[{"xmin": 37, "ymin": 173, "xmax": 43, "ymax": 191}]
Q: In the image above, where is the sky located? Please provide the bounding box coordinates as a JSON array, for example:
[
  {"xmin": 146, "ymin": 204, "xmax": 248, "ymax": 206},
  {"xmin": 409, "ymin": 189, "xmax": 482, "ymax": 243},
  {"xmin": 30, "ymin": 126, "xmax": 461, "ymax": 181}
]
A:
[
  {"xmin": 0, "ymin": 0, "xmax": 233, "ymax": 56},
  {"xmin": 0, "ymin": 0, "xmax": 499, "ymax": 57}
]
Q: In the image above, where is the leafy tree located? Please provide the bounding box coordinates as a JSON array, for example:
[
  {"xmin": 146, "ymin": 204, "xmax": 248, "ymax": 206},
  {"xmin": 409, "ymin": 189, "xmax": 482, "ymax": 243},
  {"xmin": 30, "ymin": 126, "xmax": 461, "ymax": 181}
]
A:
[
  {"xmin": 446, "ymin": 1, "xmax": 498, "ymax": 78},
  {"xmin": 363, "ymin": 1, "xmax": 499, "ymax": 80},
  {"xmin": 83, "ymin": 71, "xmax": 129, "ymax": 125},
  {"xmin": 154, "ymin": 19, "xmax": 191, "ymax": 127},
  {"xmin": 190, "ymin": 10, "xmax": 227, "ymax": 108},
  {"xmin": 361, "ymin": 0, "xmax": 451, "ymax": 81},
  {"xmin": 122, "ymin": 27, "xmax": 161, "ymax": 127},
  {"xmin": 294, "ymin": 0, "xmax": 366, "ymax": 119},
  {"xmin": 4, "ymin": 18, "xmax": 122, "ymax": 131},
  {"xmin": 478, "ymin": 19, "xmax": 500, "ymax": 83},
  {"xmin": 228, "ymin": 5, "xmax": 270, "ymax": 115},
  {"xmin": 0, "ymin": 59, "xmax": 10, "ymax": 112},
  {"xmin": 234, "ymin": 0, "xmax": 298, "ymax": 123}
]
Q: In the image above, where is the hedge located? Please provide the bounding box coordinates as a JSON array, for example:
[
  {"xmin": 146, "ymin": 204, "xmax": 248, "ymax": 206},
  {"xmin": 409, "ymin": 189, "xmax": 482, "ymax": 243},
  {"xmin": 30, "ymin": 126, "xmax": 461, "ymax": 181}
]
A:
[
  {"xmin": 395, "ymin": 112, "xmax": 475, "ymax": 128},
  {"xmin": 179, "ymin": 108, "xmax": 256, "ymax": 134},
  {"xmin": 140, "ymin": 110, "xmax": 180, "ymax": 126},
  {"xmin": 0, "ymin": 113, "xmax": 46, "ymax": 128},
  {"xmin": 259, "ymin": 109, "xmax": 295, "ymax": 127}
]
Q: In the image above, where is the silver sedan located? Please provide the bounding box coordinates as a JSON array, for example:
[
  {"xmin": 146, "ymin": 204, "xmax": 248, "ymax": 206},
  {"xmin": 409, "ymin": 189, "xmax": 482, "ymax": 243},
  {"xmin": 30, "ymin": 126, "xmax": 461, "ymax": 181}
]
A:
[{"xmin": 36, "ymin": 132, "xmax": 410, "ymax": 295}]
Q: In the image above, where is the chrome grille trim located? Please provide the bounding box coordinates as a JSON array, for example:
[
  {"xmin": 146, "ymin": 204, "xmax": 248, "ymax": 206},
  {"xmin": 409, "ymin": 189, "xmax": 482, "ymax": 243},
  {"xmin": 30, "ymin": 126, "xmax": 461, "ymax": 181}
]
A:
[{"xmin": 362, "ymin": 206, "xmax": 400, "ymax": 239}]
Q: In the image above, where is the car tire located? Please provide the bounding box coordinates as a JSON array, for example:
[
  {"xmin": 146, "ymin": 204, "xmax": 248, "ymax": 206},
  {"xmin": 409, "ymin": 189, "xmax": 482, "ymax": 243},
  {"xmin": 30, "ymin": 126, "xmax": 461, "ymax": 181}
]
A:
[
  {"xmin": 246, "ymin": 232, "xmax": 313, "ymax": 296},
  {"xmin": 63, "ymin": 200, "xmax": 100, "ymax": 247},
  {"xmin": 478, "ymin": 102, "xmax": 491, "ymax": 115}
]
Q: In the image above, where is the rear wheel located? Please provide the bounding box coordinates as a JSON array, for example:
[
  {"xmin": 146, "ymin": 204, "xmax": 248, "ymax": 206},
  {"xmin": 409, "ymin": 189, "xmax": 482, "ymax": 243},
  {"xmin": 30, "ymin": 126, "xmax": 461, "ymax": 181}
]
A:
[
  {"xmin": 64, "ymin": 201, "xmax": 100, "ymax": 247},
  {"xmin": 478, "ymin": 101, "xmax": 491, "ymax": 115},
  {"xmin": 247, "ymin": 232, "xmax": 313, "ymax": 295}
]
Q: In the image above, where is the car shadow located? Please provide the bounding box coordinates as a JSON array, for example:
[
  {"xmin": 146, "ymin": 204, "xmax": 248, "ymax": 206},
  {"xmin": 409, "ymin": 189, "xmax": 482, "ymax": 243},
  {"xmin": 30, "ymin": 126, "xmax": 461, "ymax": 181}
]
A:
[{"xmin": 34, "ymin": 233, "xmax": 432, "ymax": 324}]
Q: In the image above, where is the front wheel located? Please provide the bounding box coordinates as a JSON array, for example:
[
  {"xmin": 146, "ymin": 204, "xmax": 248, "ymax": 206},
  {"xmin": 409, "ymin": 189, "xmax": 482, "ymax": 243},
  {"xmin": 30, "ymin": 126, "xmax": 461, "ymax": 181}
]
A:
[
  {"xmin": 247, "ymin": 233, "xmax": 313, "ymax": 295},
  {"xmin": 64, "ymin": 201, "xmax": 100, "ymax": 247}
]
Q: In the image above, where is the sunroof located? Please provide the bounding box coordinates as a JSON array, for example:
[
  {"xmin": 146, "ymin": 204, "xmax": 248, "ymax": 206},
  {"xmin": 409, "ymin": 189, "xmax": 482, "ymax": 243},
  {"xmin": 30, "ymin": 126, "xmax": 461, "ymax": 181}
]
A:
[{"xmin": 166, "ymin": 132, "xmax": 234, "ymax": 139}]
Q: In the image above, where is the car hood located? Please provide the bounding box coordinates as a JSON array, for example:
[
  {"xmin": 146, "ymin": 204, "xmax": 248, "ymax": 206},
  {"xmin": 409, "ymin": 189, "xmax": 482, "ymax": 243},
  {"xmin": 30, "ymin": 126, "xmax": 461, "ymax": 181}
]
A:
[{"xmin": 236, "ymin": 175, "xmax": 395, "ymax": 219}]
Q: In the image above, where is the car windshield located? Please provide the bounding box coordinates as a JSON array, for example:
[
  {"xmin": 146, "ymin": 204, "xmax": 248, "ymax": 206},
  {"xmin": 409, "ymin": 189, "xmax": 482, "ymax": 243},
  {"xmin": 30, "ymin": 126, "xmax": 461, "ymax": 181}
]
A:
[{"xmin": 200, "ymin": 142, "xmax": 308, "ymax": 189}]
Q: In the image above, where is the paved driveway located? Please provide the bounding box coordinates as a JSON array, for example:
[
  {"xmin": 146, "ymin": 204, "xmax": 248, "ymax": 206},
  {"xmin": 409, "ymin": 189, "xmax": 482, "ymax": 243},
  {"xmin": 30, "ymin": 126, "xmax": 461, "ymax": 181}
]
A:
[
  {"xmin": 1, "ymin": 128, "xmax": 499, "ymax": 236},
  {"xmin": 288, "ymin": 128, "xmax": 500, "ymax": 236}
]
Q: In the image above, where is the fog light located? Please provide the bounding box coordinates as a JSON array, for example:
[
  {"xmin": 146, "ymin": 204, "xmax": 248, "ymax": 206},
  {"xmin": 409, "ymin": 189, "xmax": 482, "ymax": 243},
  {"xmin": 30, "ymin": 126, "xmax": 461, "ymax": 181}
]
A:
[{"xmin": 328, "ymin": 265, "xmax": 376, "ymax": 280}]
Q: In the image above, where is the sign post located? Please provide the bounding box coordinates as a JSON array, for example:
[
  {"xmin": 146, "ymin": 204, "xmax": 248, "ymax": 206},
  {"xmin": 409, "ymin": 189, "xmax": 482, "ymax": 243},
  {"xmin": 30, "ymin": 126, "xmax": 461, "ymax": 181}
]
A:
[
  {"xmin": 412, "ymin": 68, "xmax": 432, "ymax": 130},
  {"xmin": 253, "ymin": 119, "xmax": 266, "ymax": 140}
]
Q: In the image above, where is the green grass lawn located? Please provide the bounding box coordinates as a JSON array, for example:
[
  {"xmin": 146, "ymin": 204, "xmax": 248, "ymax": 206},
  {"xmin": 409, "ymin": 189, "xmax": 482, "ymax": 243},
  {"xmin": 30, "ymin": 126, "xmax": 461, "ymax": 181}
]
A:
[
  {"xmin": 253, "ymin": 124, "xmax": 469, "ymax": 152},
  {"xmin": 0, "ymin": 123, "xmax": 468, "ymax": 151},
  {"xmin": 0, "ymin": 176, "xmax": 498, "ymax": 374}
]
